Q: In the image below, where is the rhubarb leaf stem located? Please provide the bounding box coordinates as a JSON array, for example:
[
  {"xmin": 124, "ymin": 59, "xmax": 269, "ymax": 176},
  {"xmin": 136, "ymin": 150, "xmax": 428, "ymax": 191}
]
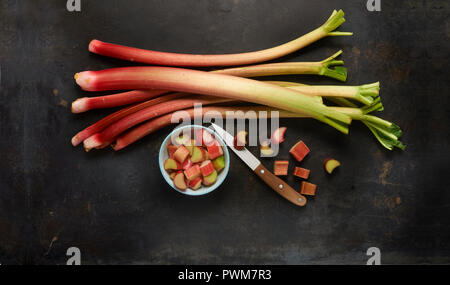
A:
[
  {"xmin": 88, "ymin": 10, "xmax": 351, "ymax": 67},
  {"xmin": 213, "ymin": 50, "xmax": 348, "ymax": 81}
]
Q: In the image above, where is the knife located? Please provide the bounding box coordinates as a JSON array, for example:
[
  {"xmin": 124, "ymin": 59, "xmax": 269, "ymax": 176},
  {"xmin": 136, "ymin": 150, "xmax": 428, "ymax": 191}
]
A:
[{"xmin": 211, "ymin": 123, "xmax": 307, "ymax": 207}]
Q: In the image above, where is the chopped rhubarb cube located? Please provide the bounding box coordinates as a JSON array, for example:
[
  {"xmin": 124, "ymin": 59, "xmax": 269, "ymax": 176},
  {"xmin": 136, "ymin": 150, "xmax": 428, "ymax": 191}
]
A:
[
  {"xmin": 191, "ymin": 146, "xmax": 205, "ymax": 163},
  {"xmin": 300, "ymin": 181, "xmax": 317, "ymax": 196},
  {"xmin": 184, "ymin": 164, "xmax": 201, "ymax": 181},
  {"xmin": 289, "ymin": 140, "xmax": 310, "ymax": 162},
  {"xmin": 212, "ymin": 156, "xmax": 225, "ymax": 172},
  {"xmin": 274, "ymin": 160, "xmax": 289, "ymax": 176},
  {"xmin": 164, "ymin": 158, "xmax": 182, "ymax": 171},
  {"xmin": 293, "ymin": 167, "xmax": 310, "ymax": 179},
  {"xmin": 188, "ymin": 177, "xmax": 202, "ymax": 190},
  {"xmin": 182, "ymin": 157, "xmax": 193, "ymax": 170},
  {"xmin": 173, "ymin": 172, "xmax": 187, "ymax": 191},
  {"xmin": 206, "ymin": 141, "xmax": 223, "ymax": 160},
  {"xmin": 200, "ymin": 160, "xmax": 215, "ymax": 177},
  {"xmin": 202, "ymin": 130, "xmax": 215, "ymax": 146},
  {"xmin": 167, "ymin": 144, "xmax": 178, "ymax": 158},
  {"xmin": 173, "ymin": 145, "xmax": 190, "ymax": 163},
  {"xmin": 271, "ymin": 127, "xmax": 287, "ymax": 145},
  {"xmin": 202, "ymin": 170, "xmax": 218, "ymax": 186}
]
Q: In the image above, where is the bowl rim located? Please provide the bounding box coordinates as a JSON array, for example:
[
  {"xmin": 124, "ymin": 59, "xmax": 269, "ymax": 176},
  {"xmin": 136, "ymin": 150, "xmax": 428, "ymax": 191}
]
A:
[{"xmin": 159, "ymin": 124, "xmax": 230, "ymax": 196}]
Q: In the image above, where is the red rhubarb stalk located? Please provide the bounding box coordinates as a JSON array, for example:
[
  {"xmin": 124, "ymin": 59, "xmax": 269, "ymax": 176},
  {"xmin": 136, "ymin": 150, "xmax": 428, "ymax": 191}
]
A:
[
  {"xmin": 74, "ymin": 66, "xmax": 351, "ymax": 133},
  {"xmin": 71, "ymin": 93, "xmax": 188, "ymax": 146},
  {"xmin": 88, "ymin": 10, "xmax": 350, "ymax": 67},
  {"xmin": 82, "ymin": 96, "xmax": 231, "ymax": 151},
  {"xmin": 71, "ymin": 90, "xmax": 167, "ymax": 113}
]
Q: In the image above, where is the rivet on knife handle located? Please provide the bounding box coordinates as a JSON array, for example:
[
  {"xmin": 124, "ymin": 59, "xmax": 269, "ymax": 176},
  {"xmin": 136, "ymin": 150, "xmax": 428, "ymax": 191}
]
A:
[{"xmin": 254, "ymin": 164, "xmax": 307, "ymax": 206}]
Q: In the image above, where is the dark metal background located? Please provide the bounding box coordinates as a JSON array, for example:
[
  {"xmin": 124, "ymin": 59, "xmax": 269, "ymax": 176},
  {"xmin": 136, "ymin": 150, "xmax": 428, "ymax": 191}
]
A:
[{"xmin": 0, "ymin": 0, "xmax": 449, "ymax": 264}]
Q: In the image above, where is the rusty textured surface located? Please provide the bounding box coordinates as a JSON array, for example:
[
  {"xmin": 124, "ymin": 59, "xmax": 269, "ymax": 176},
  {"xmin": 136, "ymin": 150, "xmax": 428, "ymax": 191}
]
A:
[{"xmin": 0, "ymin": 0, "xmax": 449, "ymax": 264}]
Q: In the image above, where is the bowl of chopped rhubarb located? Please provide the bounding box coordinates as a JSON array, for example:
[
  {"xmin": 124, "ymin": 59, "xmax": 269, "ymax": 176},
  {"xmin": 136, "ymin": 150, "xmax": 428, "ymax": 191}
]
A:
[{"xmin": 159, "ymin": 125, "xmax": 230, "ymax": 196}]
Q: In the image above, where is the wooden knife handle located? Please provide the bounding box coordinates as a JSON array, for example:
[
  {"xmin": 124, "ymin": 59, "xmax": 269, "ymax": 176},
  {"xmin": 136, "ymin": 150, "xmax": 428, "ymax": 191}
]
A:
[{"xmin": 254, "ymin": 164, "xmax": 307, "ymax": 206}]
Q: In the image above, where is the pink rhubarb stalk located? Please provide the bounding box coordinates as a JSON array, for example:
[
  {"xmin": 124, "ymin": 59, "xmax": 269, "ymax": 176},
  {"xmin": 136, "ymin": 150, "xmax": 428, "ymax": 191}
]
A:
[
  {"xmin": 71, "ymin": 93, "xmax": 188, "ymax": 146},
  {"xmin": 74, "ymin": 66, "xmax": 351, "ymax": 133},
  {"xmin": 82, "ymin": 96, "xmax": 231, "ymax": 151},
  {"xmin": 88, "ymin": 10, "xmax": 350, "ymax": 67},
  {"xmin": 71, "ymin": 90, "xmax": 167, "ymax": 113}
]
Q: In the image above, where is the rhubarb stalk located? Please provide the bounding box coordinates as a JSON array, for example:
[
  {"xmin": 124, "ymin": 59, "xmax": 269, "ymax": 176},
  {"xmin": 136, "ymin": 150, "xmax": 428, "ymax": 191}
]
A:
[
  {"xmin": 72, "ymin": 51, "xmax": 341, "ymax": 113},
  {"xmin": 74, "ymin": 66, "xmax": 352, "ymax": 134},
  {"xmin": 267, "ymin": 80, "xmax": 404, "ymax": 150},
  {"xmin": 112, "ymin": 106, "xmax": 305, "ymax": 151},
  {"xmin": 267, "ymin": 81, "xmax": 379, "ymax": 105},
  {"xmin": 287, "ymin": 82, "xmax": 380, "ymax": 105},
  {"xmin": 213, "ymin": 50, "xmax": 347, "ymax": 82},
  {"xmin": 88, "ymin": 10, "xmax": 351, "ymax": 67},
  {"xmin": 71, "ymin": 90, "xmax": 167, "ymax": 113},
  {"xmin": 71, "ymin": 92, "xmax": 189, "ymax": 146},
  {"xmin": 327, "ymin": 97, "xmax": 405, "ymax": 150},
  {"xmin": 83, "ymin": 96, "xmax": 232, "ymax": 151}
]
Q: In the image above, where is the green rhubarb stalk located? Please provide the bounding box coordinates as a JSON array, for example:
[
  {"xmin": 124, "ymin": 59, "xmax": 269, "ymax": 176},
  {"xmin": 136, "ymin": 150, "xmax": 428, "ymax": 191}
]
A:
[
  {"xmin": 283, "ymin": 81, "xmax": 380, "ymax": 105},
  {"xmin": 327, "ymin": 97, "xmax": 405, "ymax": 150},
  {"xmin": 268, "ymin": 81, "xmax": 404, "ymax": 150},
  {"xmin": 213, "ymin": 50, "xmax": 348, "ymax": 82}
]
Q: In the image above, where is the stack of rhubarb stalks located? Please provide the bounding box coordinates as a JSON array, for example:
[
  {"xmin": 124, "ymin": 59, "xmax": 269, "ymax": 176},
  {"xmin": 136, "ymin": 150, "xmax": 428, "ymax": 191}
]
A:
[{"xmin": 71, "ymin": 10, "xmax": 404, "ymax": 152}]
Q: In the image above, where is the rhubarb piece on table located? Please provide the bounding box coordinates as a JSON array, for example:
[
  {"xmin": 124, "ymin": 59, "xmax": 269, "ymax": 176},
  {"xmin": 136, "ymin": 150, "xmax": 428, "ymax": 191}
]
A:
[
  {"xmin": 293, "ymin": 167, "xmax": 310, "ymax": 179},
  {"xmin": 324, "ymin": 158, "xmax": 341, "ymax": 174},
  {"xmin": 271, "ymin": 127, "xmax": 287, "ymax": 145},
  {"xmin": 173, "ymin": 145, "xmax": 190, "ymax": 163},
  {"xmin": 234, "ymin": 130, "xmax": 248, "ymax": 150},
  {"xmin": 188, "ymin": 177, "xmax": 202, "ymax": 190},
  {"xmin": 260, "ymin": 140, "xmax": 274, "ymax": 157},
  {"xmin": 200, "ymin": 160, "xmax": 215, "ymax": 177},
  {"xmin": 173, "ymin": 172, "xmax": 187, "ymax": 191},
  {"xmin": 206, "ymin": 141, "xmax": 223, "ymax": 160},
  {"xmin": 274, "ymin": 161, "xmax": 289, "ymax": 176},
  {"xmin": 300, "ymin": 181, "xmax": 317, "ymax": 196},
  {"xmin": 167, "ymin": 144, "xmax": 178, "ymax": 158},
  {"xmin": 202, "ymin": 170, "xmax": 218, "ymax": 186},
  {"xmin": 212, "ymin": 156, "xmax": 225, "ymax": 172},
  {"xmin": 190, "ymin": 146, "xmax": 205, "ymax": 163},
  {"xmin": 289, "ymin": 140, "xmax": 310, "ymax": 162},
  {"xmin": 164, "ymin": 158, "xmax": 181, "ymax": 171},
  {"xmin": 184, "ymin": 164, "xmax": 201, "ymax": 181}
]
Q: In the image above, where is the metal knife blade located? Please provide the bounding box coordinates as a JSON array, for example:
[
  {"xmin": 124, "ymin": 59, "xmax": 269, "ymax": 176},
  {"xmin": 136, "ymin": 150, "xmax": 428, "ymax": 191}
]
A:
[{"xmin": 211, "ymin": 123, "xmax": 260, "ymax": 170}]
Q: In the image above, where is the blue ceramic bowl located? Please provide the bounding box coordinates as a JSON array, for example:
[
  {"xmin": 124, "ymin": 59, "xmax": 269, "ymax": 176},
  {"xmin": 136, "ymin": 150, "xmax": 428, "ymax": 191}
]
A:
[{"xmin": 159, "ymin": 125, "xmax": 230, "ymax": 196}]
